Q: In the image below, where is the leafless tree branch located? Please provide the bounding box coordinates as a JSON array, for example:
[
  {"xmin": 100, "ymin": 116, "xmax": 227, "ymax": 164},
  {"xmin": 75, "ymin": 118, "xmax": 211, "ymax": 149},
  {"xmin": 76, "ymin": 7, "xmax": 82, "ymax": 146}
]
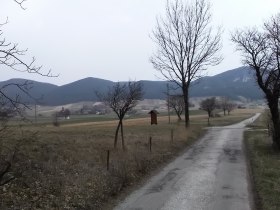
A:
[
  {"xmin": 151, "ymin": 0, "xmax": 222, "ymax": 127},
  {"xmin": 97, "ymin": 82, "xmax": 143, "ymax": 150},
  {"xmin": 13, "ymin": 0, "xmax": 27, "ymax": 10},
  {"xmin": 232, "ymin": 13, "xmax": 280, "ymax": 149},
  {"xmin": 0, "ymin": 0, "xmax": 57, "ymax": 186},
  {"xmin": 200, "ymin": 97, "xmax": 216, "ymax": 125},
  {"xmin": 168, "ymin": 94, "xmax": 184, "ymax": 121}
]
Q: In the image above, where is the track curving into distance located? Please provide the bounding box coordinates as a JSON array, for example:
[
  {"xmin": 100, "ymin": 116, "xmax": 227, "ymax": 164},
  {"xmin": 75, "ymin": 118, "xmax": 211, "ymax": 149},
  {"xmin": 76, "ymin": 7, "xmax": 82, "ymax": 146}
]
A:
[{"xmin": 114, "ymin": 113, "xmax": 261, "ymax": 210}]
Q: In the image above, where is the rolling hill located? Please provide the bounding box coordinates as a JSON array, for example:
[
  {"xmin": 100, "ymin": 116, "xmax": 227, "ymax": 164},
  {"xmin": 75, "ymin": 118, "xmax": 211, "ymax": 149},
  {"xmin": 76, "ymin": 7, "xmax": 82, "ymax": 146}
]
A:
[
  {"xmin": 0, "ymin": 78, "xmax": 58, "ymax": 104},
  {"xmin": 189, "ymin": 66, "xmax": 263, "ymax": 100},
  {"xmin": 0, "ymin": 66, "xmax": 263, "ymax": 106}
]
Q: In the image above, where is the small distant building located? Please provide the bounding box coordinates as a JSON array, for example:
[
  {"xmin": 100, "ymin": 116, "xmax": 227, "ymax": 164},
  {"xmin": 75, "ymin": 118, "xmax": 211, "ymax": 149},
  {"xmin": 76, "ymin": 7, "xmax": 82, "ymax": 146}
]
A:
[
  {"xmin": 148, "ymin": 110, "xmax": 159, "ymax": 125},
  {"xmin": 58, "ymin": 107, "xmax": 71, "ymax": 119}
]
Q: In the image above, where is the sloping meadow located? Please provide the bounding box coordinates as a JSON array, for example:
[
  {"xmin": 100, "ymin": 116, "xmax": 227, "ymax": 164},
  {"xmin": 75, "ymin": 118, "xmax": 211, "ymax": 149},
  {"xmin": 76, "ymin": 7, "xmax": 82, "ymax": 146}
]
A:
[{"xmin": 0, "ymin": 110, "xmax": 257, "ymax": 209}]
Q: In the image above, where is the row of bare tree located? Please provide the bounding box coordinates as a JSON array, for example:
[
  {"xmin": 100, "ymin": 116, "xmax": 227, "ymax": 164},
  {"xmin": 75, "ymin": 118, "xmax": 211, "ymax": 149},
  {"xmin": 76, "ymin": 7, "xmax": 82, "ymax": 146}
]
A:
[
  {"xmin": 98, "ymin": 0, "xmax": 280, "ymax": 150},
  {"xmin": 150, "ymin": 0, "xmax": 280, "ymax": 149},
  {"xmin": 166, "ymin": 95, "xmax": 235, "ymax": 122},
  {"xmin": 2, "ymin": 0, "xmax": 280, "ymax": 190},
  {"xmin": 199, "ymin": 97, "xmax": 236, "ymax": 124}
]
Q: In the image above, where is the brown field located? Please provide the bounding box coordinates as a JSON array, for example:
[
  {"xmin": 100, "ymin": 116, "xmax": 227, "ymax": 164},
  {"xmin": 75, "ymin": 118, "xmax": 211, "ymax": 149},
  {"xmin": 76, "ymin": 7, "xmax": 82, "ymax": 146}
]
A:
[{"xmin": 0, "ymin": 108, "xmax": 261, "ymax": 209}]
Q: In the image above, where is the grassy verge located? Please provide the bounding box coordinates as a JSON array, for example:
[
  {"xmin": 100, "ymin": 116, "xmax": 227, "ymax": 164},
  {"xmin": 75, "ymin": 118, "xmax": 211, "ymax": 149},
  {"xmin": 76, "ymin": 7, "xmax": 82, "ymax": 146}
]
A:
[
  {"xmin": 191, "ymin": 108, "xmax": 260, "ymax": 126},
  {"xmin": 0, "ymin": 109, "xmax": 260, "ymax": 209},
  {"xmin": 245, "ymin": 113, "xmax": 280, "ymax": 210}
]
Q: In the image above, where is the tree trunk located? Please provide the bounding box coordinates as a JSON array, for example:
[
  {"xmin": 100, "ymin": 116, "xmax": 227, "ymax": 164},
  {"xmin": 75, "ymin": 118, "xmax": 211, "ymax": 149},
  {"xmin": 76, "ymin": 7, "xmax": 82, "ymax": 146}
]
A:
[
  {"xmin": 268, "ymin": 97, "xmax": 280, "ymax": 149},
  {"xmin": 207, "ymin": 110, "xmax": 211, "ymax": 118},
  {"xmin": 271, "ymin": 117, "xmax": 280, "ymax": 149},
  {"xmin": 183, "ymin": 85, "xmax": 189, "ymax": 127},
  {"xmin": 114, "ymin": 121, "xmax": 121, "ymax": 148},
  {"xmin": 223, "ymin": 109, "xmax": 226, "ymax": 116},
  {"xmin": 120, "ymin": 119, "xmax": 125, "ymax": 151},
  {"xmin": 174, "ymin": 108, "xmax": 182, "ymax": 121},
  {"xmin": 207, "ymin": 110, "xmax": 211, "ymax": 125},
  {"xmin": 177, "ymin": 113, "xmax": 182, "ymax": 121}
]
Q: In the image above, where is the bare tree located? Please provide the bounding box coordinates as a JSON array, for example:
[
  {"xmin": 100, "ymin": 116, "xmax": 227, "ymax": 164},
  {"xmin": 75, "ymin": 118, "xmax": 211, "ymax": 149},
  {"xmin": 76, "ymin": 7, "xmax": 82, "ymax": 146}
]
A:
[
  {"xmin": 13, "ymin": 0, "xmax": 27, "ymax": 9},
  {"xmin": 226, "ymin": 102, "xmax": 236, "ymax": 115},
  {"xmin": 0, "ymin": 0, "xmax": 55, "ymax": 186},
  {"xmin": 218, "ymin": 96, "xmax": 236, "ymax": 116},
  {"xmin": 151, "ymin": 0, "xmax": 222, "ymax": 127},
  {"xmin": 0, "ymin": 4, "xmax": 53, "ymax": 113},
  {"xmin": 98, "ymin": 82, "xmax": 143, "ymax": 150},
  {"xmin": 200, "ymin": 97, "xmax": 216, "ymax": 124},
  {"xmin": 0, "ymin": 95, "xmax": 15, "ymax": 186},
  {"xmin": 219, "ymin": 96, "xmax": 229, "ymax": 116},
  {"xmin": 1, "ymin": 5, "xmax": 52, "ymax": 76},
  {"xmin": 168, "ymin": 94, "xmax": 184, "ymax": 121},
  {"xmin": 232, "ymin": 13, "xmax": 280, "ymax": 149}
]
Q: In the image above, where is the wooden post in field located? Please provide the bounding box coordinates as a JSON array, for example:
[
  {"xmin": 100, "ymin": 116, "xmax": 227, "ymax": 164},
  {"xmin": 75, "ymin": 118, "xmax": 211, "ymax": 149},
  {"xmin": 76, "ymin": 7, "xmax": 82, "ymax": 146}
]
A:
[
  {"xmin": 167, "ymin": 84, "xmax": 171, "ymax": 124},
  {"xmin": 171, "ymin": 129, "xmax": 174, "ymax": 142},
  {"xmin": 34, "ymin": 104, "xmax": 37, "ymax": 124},
  {"xmin": 149, "ymin": 136, "xmax": 152, "ymax": 152},
  {"xmin": 106, "ymin": 150, "xmax": 110, "ymax": 171}
]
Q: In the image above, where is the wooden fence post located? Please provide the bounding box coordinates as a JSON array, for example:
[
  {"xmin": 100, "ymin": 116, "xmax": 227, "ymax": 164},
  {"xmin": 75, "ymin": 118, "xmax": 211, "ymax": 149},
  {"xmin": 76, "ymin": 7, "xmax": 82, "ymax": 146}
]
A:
[
  {"xmin": 149, "ymin": 136, "xmax": 152, "ymax": 152},
  {"xmin": 171, "ymin": 129, "xmax": 174, "ymax": 142},
  {"xmin": 107, "ymin": 150, "xmax": 110, "ymax": 171}
]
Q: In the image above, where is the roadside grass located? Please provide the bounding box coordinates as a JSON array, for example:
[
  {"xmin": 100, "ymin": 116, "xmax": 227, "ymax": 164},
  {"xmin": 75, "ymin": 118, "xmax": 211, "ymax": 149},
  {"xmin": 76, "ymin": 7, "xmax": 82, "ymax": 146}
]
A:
[
  {"xmin": 0, "ymin": 109, "xmax": 259, "ymax": 209},
  {"xmin": 245, "ymin": 112, "xmax": 280, "ymax": 210},
  {"xmin": 191, "ymin": 108, "xmax": 261, "ymax": 126}
]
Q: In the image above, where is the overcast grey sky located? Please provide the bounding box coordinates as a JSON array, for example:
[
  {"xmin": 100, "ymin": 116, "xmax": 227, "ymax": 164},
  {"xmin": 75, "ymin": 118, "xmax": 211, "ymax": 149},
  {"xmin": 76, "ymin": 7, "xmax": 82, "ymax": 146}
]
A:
[{"xmin": 1, "ymin": 0, "xmax": 280, "ymax": 85}]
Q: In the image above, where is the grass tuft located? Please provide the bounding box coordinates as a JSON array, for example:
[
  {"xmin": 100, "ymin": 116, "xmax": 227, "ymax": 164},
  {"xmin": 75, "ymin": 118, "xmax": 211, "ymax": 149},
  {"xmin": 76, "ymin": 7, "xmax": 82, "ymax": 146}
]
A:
[{"xmin": 245, "ymin": 113, "xmax": 280, "ymax": 210}]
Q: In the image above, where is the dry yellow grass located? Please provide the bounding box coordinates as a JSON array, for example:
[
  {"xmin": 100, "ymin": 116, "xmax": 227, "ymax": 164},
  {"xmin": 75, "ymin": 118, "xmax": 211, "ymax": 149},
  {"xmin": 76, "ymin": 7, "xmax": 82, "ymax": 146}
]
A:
[
  {"xmin": 0, "ymin": 108, "xmax": 261, "ymax": 209},
  {"xmin": 245, "ymin": 112, "xmax": 280, "ymax": 210}
]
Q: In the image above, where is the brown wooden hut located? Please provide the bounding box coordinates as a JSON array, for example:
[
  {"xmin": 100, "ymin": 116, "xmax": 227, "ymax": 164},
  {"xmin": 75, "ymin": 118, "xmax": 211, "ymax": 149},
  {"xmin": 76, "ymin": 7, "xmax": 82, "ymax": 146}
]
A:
[{"xmin": 148, "ymin": 110, "xmax": 159, "ymax": 125}]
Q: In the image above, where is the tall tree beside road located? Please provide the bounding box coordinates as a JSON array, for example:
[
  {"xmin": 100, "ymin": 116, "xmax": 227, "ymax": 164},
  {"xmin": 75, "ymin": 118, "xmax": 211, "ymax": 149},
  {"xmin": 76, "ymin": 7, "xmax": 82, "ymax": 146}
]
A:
[
  {"xmin": 232, "ymin": 13, "xmax": 280, "ymax": 149},
  {"xmin": 151, "ymin": 0, "xmax": 222, "ymax": 127}
]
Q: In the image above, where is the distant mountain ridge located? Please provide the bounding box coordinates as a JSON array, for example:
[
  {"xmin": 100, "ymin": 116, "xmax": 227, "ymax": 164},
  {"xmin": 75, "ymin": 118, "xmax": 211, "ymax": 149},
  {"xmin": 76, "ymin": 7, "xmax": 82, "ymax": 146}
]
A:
[
  {"xmin": 189, "ymin": 66, "xmax": 262, "ymax": 100},
  {"xmin": 0, "ymin": 66, "xmax": 263, "ymax": 106}
]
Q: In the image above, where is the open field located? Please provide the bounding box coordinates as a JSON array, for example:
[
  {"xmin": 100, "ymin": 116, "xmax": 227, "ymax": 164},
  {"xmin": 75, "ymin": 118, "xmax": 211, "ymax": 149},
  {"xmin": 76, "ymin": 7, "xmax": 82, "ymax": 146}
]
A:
[
  {"xmin": 245, "ymin": 112, "xmax": 280, "ymax": 210},
  {"xmin": 22, "ymin": 109, "xmax": 209, "ymax": 126},
  {"xmin": 0, "ymin": 109, "xmax": 261, "ymax": 209}
]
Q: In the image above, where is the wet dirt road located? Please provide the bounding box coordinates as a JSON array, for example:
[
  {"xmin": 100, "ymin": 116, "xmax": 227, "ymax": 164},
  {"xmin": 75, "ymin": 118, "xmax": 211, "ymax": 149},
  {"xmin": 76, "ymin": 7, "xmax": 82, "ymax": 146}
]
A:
[{"xmin": 114, "ymin": 113, "xmax": 260, "ymax": 210}]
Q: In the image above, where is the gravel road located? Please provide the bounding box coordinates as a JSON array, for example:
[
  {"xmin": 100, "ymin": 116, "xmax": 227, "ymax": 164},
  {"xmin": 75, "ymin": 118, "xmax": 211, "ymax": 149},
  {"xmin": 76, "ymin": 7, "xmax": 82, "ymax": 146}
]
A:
[{"xmin": 114, "ymin": 113, "xmax": 261, "ymax": 210}]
